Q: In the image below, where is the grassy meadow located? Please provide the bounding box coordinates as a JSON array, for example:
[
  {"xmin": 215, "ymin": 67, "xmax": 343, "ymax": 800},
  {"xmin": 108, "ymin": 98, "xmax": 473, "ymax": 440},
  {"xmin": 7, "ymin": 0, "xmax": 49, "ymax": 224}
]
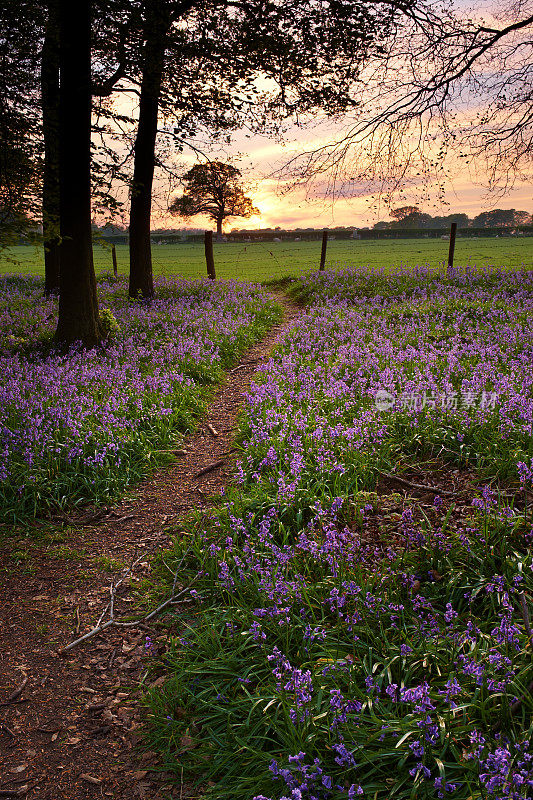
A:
[{"xmin": 1, "ymin": 236, "xmax": 531, "ymax": 281}]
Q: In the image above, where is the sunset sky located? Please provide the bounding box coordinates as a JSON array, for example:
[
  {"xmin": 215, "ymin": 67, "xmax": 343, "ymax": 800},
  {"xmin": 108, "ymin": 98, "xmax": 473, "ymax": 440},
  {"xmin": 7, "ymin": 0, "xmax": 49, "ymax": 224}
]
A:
[
  {"xmin": 108, "ymin": 0, "xmax": 532, "ymax": 233},
  {"xmin": 152, "ymin": 124, "xmax": 532, "ymax": 231}
]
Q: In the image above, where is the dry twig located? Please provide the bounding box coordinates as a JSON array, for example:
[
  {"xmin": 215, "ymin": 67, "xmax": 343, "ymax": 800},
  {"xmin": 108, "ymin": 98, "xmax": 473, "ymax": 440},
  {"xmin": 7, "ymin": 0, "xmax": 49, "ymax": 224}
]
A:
[
  {"xmin": 193, "ymin": 459, "xmax": 225, "ymax": 479},
  {"xmin": 376, "ymin": 470, "xmax": 456, "ymax": 497},
  {"xmin": 0, "ymin": 671, "xmax": 28, "ymax": 708},
  {"xmin": 58, "ymin": 549, "xmax": 194, "ymax": 654},
  {"xmin": 0, "ymin": 721, "xmax": 16, "ymax": 737},
  {"xmin": 229, "ymin": 358, "xmax": 260, "ymax": 373}
]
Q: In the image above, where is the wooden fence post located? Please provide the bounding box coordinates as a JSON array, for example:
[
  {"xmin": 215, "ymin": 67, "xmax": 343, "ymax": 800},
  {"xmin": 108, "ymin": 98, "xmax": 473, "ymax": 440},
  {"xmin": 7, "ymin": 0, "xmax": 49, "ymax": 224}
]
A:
[
  {"xmin": 319, "ymin": 229, "xmax": 328, "ymax": 271},
  {"xmin": 205, "ymin": 230, "xmax": 216, "ymax": 280},
  {"xmin": 447, "ymin": 222, "xmax": 457, "ymax": 270},
  {"xmin": 111, "ymin": 244, "xmax": 118, "ymax": 277}
]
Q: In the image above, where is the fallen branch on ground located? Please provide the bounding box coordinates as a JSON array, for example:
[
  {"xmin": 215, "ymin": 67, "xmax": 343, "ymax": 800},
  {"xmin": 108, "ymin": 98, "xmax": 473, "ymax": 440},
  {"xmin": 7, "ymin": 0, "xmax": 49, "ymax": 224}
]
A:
[
  {"xmin": 376, "ymin": 470, "xmax": 457, "ymax": 497},
  {"xmin": 379, "ymin": 470, "xmax": 532, "ymax": 505},
  {"xmin": 0, "ymin": 671, "xmax": 28, "ymax": 708},
  {"xmin": 194, "ymin": 459, "xmax": 225, "ymax": 479},
  {"xmin": 229, "ymin": 358, "xmax": 261, "ymax": 373},
  {"xmin": 58, "ymin": 549, "xmax": 194, "ymax": 654},
  {"xmin": 0, "ymin": 721, "xmax": 16, "ymax": 737}
]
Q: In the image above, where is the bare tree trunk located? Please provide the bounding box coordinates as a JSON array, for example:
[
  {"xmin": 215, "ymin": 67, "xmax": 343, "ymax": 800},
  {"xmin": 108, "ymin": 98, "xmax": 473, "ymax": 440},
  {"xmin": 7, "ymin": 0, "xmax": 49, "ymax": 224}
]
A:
[
  {"xmin": 216, "ymin": 216, "xmax": 223, "ymax": 237},
  {"xmin": 41, "ymin": 0, "xmax": 60, "ymax": 296},
  {"xmin": 128, "ymin": 0, "xmax": 170, "ymax": 300},
  {"xmin": 55, "ymin": 0, "xmax": 102, "ymax": 347}
]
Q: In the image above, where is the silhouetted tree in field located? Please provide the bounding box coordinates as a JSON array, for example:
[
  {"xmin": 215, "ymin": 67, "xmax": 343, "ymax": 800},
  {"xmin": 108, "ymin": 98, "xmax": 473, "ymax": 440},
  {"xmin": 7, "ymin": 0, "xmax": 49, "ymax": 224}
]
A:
[{"xmin": 169, "ymin": 162, "xmax": 258, "ymax": 236}]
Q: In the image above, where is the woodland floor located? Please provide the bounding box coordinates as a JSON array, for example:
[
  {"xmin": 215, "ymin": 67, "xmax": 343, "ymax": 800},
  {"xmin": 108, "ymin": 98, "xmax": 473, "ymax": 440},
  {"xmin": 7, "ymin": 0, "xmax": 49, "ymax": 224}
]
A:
[
  {"xmin": 0, "ymin": 294, "xmax": 301, "ymax": 800},
  {"xmin": 0, "ymin": 291, "xmax": 496, "ymax": 800}
]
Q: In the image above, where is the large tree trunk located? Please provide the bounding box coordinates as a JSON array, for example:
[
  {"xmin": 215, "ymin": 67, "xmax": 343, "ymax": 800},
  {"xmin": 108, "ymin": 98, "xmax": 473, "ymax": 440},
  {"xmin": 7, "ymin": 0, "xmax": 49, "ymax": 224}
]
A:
[
  {"xmin": 41, "ymin": 0, "xmax": 60, "ymax": 296},
  {"xmin": 128, "ymin": 0, "xmax": 170, "ymax": 300},
  {"xmin": 55, "ymin": 0, "xmax": 102, "ymax": 347},
  {"xmin": 216, "ymin": 216, "xmax": 223, "ymax": 237}
]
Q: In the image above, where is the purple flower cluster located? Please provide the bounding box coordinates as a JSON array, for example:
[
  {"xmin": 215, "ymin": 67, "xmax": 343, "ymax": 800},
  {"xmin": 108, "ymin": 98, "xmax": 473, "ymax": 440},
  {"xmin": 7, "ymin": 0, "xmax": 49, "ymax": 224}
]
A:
[
  {"xmin": 177, "ymin": 483, "xmax": 531, "ymax": 796},
  {"xmin": 148, "ymin": 267, "xmax": 533, "ymax": 799},
  {"xmin": 267, "ymin": 646, "xmax": 314, "ymax": 723},
  {"xmin": 469, "ymin": 732, "xmax": 533, "ymax": 799},
  {"xmin": 0, "ymin": 274, "xmax": 277, "ymax": 518},
  {"xmin": 238, "ymin": 267, "xmax": 533, "ymax": 507}
]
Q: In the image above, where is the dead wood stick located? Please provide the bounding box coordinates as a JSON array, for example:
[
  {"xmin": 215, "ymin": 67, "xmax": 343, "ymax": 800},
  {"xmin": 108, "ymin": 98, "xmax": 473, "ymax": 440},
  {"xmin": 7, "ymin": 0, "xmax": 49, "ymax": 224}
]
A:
[
  {"xmin": 115, "ymin": 513, "xmax": 136, "ymax": 522},
  {"xmin": 95, "ymin": 600, "xmax": 111, "ymax": 628},
  {"xmin": 207, "ymin": 423, "xmax": 218, "ymax": 437},
  {"xmin": 229, "ymin": 358, "xmax": 261, "ymax": 373},
  {"xmin": 58, "ymin": 584, "xmax": 194, "ymax": 653},
  {"xmin": 380, "ymin": 471, "xmax": 531, "ymax": 504},
  {"xmin": 193, "ymin": 459, "xmax": 225, "ymax": 479},
  {"xmin": 376, "ymin": 470, "xmax": 456, "ymax": 497},
  {"xmin": 0, "ymin": 721, "xmax": 16, "ymax": 737},
  {"xmin": 58, "ymin": 618, "xmax": 116, "ymax": 653},
  {"xmin": 0, "ymin": 671, "xmax": 28, "ymax": 708},
  {"xmin": 143, "ymin": 585, "xmax": 193, "ymax": 622},
  {"xmin": 59, "ymin": 548, "xmax": 193, "ymax": 654}
]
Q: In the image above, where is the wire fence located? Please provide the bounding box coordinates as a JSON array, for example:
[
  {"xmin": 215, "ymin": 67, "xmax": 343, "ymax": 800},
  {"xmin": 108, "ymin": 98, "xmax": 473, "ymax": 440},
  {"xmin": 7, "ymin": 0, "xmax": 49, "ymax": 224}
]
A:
[
  {"xmin": 147, "ymin": 239, "xmax": 318, "ymax": 282},
  {"xmin": 125, "ymin": 235, "xmax": 530, "ymax": 282},
  {"xmin": 1, "ymin": 235, "xmax": 529, "ymax": 282}
]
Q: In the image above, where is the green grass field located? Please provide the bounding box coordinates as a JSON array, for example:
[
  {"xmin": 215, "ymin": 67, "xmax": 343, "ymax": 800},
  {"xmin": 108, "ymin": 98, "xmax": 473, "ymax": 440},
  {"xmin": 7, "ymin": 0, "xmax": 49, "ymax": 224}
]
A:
[{"xmin": 1, "ymin": 236, "xmax": 531, "ymax": 281}]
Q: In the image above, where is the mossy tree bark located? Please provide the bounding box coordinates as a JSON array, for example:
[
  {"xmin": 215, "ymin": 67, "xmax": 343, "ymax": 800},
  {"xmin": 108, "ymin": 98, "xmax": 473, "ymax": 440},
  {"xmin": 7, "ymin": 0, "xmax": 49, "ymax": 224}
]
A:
[{"xmin": 55, "ymin": 0, "xmax": 103, "ymax": 347}]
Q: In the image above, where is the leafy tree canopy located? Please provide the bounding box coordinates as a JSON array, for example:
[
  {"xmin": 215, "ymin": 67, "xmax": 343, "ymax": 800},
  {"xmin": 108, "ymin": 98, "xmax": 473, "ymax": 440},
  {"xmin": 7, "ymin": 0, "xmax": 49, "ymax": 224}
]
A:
[
  {"xmin": 473, "ymin": 209, "xmax": 532, "ymax": 228},
  {"xmin": 374, "ymin": 207, "xmax": 531, "ymax": 230},
  {"xmin": 169, "ymin": 162, "xmax": 259, "ymax": 234}
]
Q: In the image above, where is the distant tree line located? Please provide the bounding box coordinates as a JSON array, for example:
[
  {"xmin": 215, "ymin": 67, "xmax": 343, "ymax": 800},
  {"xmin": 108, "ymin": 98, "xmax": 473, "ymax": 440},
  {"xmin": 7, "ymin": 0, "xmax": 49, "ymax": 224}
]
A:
[
  {"xmin": 373, "ymin": 207, "xmax": 532, "ymax": 230},
  {"xmin": 88, "ymin": 206, "xmax": 532, "ymax": 242}
]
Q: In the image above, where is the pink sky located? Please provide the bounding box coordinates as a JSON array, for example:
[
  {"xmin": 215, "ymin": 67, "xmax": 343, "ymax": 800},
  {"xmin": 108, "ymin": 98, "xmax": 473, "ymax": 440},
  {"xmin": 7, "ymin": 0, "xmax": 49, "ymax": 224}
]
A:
[
  {"xmin": 109, "ymin": 1, "xmax": 532, "ymax": 232},
  {"xmin": 152, "ymin": 126, "xmax": 532, "ymax": 230}
]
